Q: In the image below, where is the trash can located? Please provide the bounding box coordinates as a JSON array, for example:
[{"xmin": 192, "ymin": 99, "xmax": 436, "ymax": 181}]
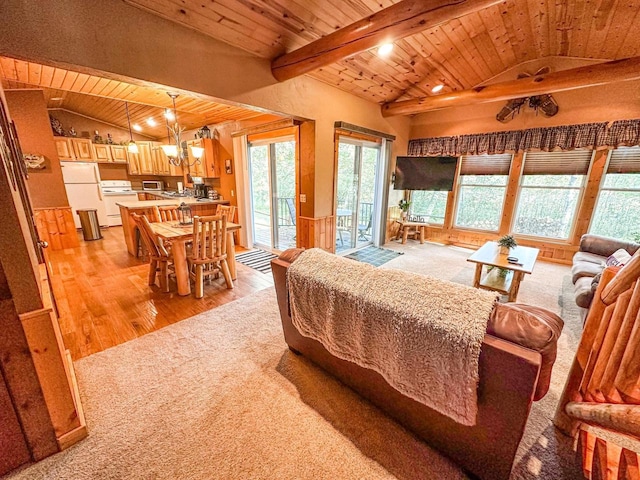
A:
[{"xmin": 76, "ymin": 209, "xmax": 103, "ymax": 241}]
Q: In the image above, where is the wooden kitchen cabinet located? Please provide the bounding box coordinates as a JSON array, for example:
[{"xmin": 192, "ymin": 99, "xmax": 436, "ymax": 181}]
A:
[
  {"xmin": 186, "ymin": 138, "xmax": 220, "ymax": 178},
  {"xmin": 54, "ymin": 138, "xmax": 75, "ymax": 161},
  {"xmin": 137, "ymin": 141, "xmax": 155, "ymax": 175},
  {"xmin": 70, "ymin": 138, "xmax": 95, "ymax": 161},
  {"xmin": 93, "ymin": 144, "xmax": 112, "ymax": 163},
  {"xmin": 127, "ymin": 150, "xmax": 141, "ymax": 175},
  {"xmin": 151, "ymin": 142, "xmax": 171, "ymax": 176},
  {"xmin": 127, "ymin": 142, "xmax": 153, "ymax": 175},
  {"xmin": 109, "ymin": 145, "xmax": 128, "ymax": 164}
]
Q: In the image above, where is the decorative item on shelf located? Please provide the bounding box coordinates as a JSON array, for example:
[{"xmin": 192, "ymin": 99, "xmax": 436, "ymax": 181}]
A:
[
  {"xmin": 50, "ymin": 115, "xmax": 64, "ymax": 136},
  {"xmin": 399, "ymin": 199, "xmax": 411, "ymax": 220},
  {"xmin": 177, "ymin": 202, "xmax": 193, "ymax": 225},
  {"xmin": 106, "ymin": 133, "xmax": 114, "ymax": 144},
  {"xmin": 93, "ymin": 130, "xmax": 103, "ymax": 144},
  {"xmin": 68, "ymin": 127, "xmax": 77, "ymax": 137},
  {"xmin": 160, "ymin": 92, "xmax": 203, "ymax": 167},
  {"xmin": 497, "ymin": 234, "xmax": 518, "ymax": 255},
  {"xmin": 225, "ymin": 158, "xmax": 232, "ymax": 174},
  {"xmin": 124, "ymin": 102, "xmax": 138, "ymax": 154},
  {"xmin": 23, "ymin": 153, "xmax": 46, "ymax": 170},
  {"xmin": 408, "ymin": 214, "xmax": 426, "ymax": 223},
  {"xmin": 197, "ymin": 125, "xmax": 211, "ymax": 139}
]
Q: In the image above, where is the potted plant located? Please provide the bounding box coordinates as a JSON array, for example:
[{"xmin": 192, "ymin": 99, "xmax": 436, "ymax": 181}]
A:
[
  {"xmin": 497, "ymin": 234, "xmax": 517, "ymax": 255},
  {"xmin": 399, "ymin": 199, "xmax": 411, "ymax": 220}
]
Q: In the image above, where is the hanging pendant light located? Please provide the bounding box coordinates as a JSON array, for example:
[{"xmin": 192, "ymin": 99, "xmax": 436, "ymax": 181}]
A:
[
  {"xmin": 160, "ymin": 92, "xmax": 201, "ymax": 167},
  {"xmin": 125, "ymin": 102, "xmax": 138, "ymax": 154}
]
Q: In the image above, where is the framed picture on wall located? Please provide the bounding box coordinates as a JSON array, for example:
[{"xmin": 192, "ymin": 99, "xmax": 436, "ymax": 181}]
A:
[{"xmin": 225, "ymin": 158, "xmax": 232, "ymax": 174}]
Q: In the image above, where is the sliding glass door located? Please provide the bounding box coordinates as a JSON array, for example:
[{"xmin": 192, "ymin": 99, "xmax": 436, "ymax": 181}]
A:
[
  {"xmin": 248, "ymin": 137, "xmax": 296, "ymax": 251},
  {"xmin": 335, "ymin": 137, "xmax": 380, "ymax": 252}
]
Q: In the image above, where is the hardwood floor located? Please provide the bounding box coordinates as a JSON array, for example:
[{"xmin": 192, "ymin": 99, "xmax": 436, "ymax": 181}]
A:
[{"xmin": 47, "ymin": 226, "xmax": 274, "ymax": 360}]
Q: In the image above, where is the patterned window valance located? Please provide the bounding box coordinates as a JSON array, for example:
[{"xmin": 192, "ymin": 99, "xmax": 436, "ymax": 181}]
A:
[{"xmin": 408, "ymin": 119, "xmax": 640, "ymax": 156}]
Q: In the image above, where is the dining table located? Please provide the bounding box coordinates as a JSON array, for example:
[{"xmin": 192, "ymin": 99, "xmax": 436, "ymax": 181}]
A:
[{"xmin": 149, "ymin": 220, "xmax": 241, "ymax": 296}]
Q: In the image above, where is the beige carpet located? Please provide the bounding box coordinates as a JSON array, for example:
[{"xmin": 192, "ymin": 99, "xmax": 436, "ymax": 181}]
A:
[{"xmin": 5, "ymin": 243, "xmax": 584, "ymax": 479}]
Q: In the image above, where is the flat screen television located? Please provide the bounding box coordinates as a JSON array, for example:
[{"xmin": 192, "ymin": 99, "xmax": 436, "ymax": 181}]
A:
[{"xmin": 394, "ymin": 156, "xmax": 458, "ymax": 191}]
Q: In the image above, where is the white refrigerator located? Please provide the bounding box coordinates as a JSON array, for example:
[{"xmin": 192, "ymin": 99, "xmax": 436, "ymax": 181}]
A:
[{"xmin": 60, "ymin": 162, "xmax": 109, "ymax": 229}]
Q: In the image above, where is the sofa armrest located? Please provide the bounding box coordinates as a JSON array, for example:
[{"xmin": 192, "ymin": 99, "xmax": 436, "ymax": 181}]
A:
[{"xmin": 580, "ymin": 234, "xmax": 640, "ymax": 257}]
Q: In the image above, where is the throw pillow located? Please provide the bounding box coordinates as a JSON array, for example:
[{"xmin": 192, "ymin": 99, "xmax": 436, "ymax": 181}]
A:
[{"xmin": 606, "ymin": 248, "xmax": 632, "ymax": 267}]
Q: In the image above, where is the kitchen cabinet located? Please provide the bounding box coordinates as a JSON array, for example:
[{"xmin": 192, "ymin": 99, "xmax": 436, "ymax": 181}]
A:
[
  {"xmin": 71, "ymin": 138, "xmax": 95, "ymax": 161},
  {"xmin": 127, "ymin": 150, "xmax": 141, "ymax": 175},
  {"xmin": 109, "ymin": 145, "xmax": 128, "ymax": 164},
  {"xmin": 93, "ymin": 144, "xmax": 112, "ymax": 163},
  {"xmin": 151, "ymin": 142, "xmax": 171, "ymax": 176},
  {"xmin": 127, "ymin": 142, "xmax": 153, "ymax": 175},
  {"xmin": 186, "ymin": 138, "xmax": 220, "ymax": 178},
  {"xmin": 54, "ymin": 138, "xmax": 75, "ymax": 161},
  {"xmin": 138, "ymin": 141, "xmax": 155, "ymax": 175}
]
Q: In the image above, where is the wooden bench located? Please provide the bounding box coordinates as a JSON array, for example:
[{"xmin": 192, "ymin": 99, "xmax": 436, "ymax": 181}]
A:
[{"xmin": 395, "ymin": 220, "xmax": 428, "ymax": 244}]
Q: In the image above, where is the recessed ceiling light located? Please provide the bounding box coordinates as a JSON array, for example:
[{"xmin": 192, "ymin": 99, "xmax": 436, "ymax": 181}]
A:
[
  {"xmin": 432, "ymin": 84, "xmax": 444, "ymax": 93},
  {"xmin": 164, "ymin": 109, "xmax": 175, "ymax": 121},
  {"xmin": 50, "ymin": 97, "xmax": 63, "ymax": 101},
  {"xmin": 132, "ymin": 124, "xmax": 142, "ymax": 132},
  {"xmin": 377, "ymin": 43, "xmax": 394, "ymax": 57},
  {"xmin": 146, "ymin": 117, "xmax": 157, "ymax": 127}
]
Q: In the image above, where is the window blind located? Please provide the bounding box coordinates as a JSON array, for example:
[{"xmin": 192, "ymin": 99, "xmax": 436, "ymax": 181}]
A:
[
  {"xmin": 523, "ymin": 150, "xmax": 593, "ymax": 175},
  {"xmin": 608, "ymin": 147, "xmax": 640, "ymax": 173},
  {"xmin": 460, "ymin": 154, "xmax": 512, "ymax": 175}
]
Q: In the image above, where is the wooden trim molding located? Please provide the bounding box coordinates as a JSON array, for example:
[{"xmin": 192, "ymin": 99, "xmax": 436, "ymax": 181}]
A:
[
  {"xmin": 334, "ymin": 122, "xmax": 395, "ymax": 141},
  {"xmin": 231, "ymin": 119, "xmax": 296, "ymax": 138}
]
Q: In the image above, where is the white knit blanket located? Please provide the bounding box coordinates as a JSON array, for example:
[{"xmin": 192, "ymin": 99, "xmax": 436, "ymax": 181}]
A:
[{"xmin": 287, "ymin": 248, "xmax": 498, "ymax": 426}]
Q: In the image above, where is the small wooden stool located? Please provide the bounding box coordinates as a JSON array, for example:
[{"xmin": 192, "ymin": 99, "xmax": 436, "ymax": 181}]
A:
[{"xmin": 396, "ymin": 221, "xmax": 427, "ymax": 244}]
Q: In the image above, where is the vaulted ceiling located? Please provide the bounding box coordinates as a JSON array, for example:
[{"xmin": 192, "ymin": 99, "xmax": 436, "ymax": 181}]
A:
[
  {"xmin": 125, "ymin": 0, "xmax": 640, "ymax": 105},
  {"xmin": 0, "ymin": 57, "xmax": 269, "ymax": 138}
]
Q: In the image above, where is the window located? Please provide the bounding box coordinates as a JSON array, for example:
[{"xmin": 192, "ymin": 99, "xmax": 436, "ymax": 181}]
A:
[
  {"xmin": 410, "ymin": 190, "xmax": 448, "ymax": 224},
  {"xmin": 513, "ymin": 150, "xmax": 592, "ymax": 239},
  {"xmin": 590, "ymin": 147, "xmax": 640, "ymax": 242},
  {"xmin": 454, "ymin": 154, "xmax": 511, "ymax": 231}
]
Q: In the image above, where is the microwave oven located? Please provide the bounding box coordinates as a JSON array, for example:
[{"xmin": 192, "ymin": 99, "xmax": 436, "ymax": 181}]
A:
[{"xmin": 142, "ymin": 180, "xmax": 163, "ymax": 191}]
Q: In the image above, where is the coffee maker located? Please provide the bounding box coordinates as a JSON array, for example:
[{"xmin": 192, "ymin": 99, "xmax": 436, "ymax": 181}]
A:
[
  {"xmin": 192, "ymin": 177, "xmax": 209, "ymax": 199},
  {"xmin": 194, "ymin": 184, "xmax": 210, "ymax": 199}
]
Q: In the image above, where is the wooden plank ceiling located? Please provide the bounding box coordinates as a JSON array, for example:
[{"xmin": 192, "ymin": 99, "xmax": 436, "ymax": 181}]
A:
[
  {"xmin": 125, "ymin": 0, "xmax": 640, "ymax": 105},
  {"xmin": 0, "ymin": 57, "xmax": 267, "ymax": 138}
]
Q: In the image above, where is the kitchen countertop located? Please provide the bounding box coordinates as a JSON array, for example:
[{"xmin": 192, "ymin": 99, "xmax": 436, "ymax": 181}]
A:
[{"xmin": 117, "ymin": 198, "xmax": 230, "ymax": 208}]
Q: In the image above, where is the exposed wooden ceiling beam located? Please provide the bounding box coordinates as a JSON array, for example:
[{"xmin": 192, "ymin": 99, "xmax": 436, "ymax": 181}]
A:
[
  {"xmin": 271, "ymin": 0, "xmax": 503, "ymax": 82},
  {"xmin": 382, "ymin": 56, "xmax": 640, "ymax": 117}
]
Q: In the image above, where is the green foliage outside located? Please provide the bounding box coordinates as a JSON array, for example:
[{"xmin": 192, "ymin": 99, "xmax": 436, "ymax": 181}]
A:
[{"xmin": 590, "ymin": 173, "xmax": 640, "ymax": 242}]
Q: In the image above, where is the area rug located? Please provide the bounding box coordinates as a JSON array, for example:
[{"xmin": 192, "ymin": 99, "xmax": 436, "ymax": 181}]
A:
[
  {"xmin": 235, "ymin": 249, "xmax": 278, "ymax": 273},
  {"xmin": 5, "ymin": 245, "xmax": 584, "ymax": 479},
  {"xmin": 345, "ymin": 245, "xmax": 403, "ymax": 266}
]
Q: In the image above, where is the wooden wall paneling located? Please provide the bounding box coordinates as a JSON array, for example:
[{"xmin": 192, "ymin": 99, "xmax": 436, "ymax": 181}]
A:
[
  {"xmin": 298, "ymin": 216, "xmax": 335, "ymax": 251},
  {"xmin": 573, "ymin": 149, "xmax": 609, "ymax": 244},
  {"xmin": 34, "ymin": 208, "xmax": 80, "ymax": 251},
  {"xmin": 0, "ymin": 299, "xmax": 58, "ymax": 461},
  {"xmin": 499, "ymin": 152, "xmax": 524, "ymax": 235}
]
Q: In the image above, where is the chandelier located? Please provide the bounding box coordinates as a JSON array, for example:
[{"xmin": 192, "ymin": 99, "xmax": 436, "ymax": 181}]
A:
[{"xmin": 160, "ymin": 92, "xmax": 203, "ymax": 167}]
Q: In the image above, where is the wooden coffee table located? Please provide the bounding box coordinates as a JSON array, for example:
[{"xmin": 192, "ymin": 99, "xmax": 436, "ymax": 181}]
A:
[{"xmin": 466, "ymin": 241, "xmax": 539, "ymax": 302}]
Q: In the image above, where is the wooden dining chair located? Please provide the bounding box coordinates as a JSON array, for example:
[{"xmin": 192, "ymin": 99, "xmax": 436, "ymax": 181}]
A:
[
  {"xmin": 188, "ymin": 215, "xmax": 233, "ymax": 298},
  {"xmin": 132, "ymin": 213, "xmax": 173, "ymax": 292},
  {"xmin": 154, "ymin": 205, "xmax": 180, "ymax": 223},
  {"xmin": 216, "ymin": 204, "xmax": 236, "ymax": 223}
]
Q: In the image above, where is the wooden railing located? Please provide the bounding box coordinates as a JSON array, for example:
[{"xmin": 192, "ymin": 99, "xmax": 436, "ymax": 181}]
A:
[{"xmin": 554, "ymin": 251, "xmax": 640, "ymax": 479}]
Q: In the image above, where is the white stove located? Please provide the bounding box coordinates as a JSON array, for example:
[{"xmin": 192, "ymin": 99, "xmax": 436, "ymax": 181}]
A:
[{"xmin": 100, "ymin": 180, "xmax": 138, "ymax": 226}]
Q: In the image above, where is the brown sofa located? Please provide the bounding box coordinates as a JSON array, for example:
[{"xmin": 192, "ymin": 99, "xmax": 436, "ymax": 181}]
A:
[
  {"xmin": 272, "ymin": 249, "xmax": 563, "ymax": 480},
  {"xmin": 572, "ymin": 234, "xmax": 640, "ymax": 308}
]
